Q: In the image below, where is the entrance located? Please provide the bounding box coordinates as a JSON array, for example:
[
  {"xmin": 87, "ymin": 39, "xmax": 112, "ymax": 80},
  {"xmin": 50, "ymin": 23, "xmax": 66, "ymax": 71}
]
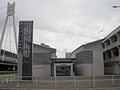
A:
[{"xmin": 56, "ymin": 66, "xmax": 71, "ymax": 76}]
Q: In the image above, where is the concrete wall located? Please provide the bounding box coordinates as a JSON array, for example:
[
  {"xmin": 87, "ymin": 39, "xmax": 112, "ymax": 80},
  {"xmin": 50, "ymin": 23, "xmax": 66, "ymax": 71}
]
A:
[
  {"xmin": 84, "ymin": 41, "xmax": 102, "ymax": 51},
  {"xmin": 75, "ymin": 64, "xmax": 92, "ymax": 76},
  {"xmin": 32, "ymin": 65, "xmax": 50, "ymax": 77},
  {"xmin": 32, "ymin": 44, "xmax": 56, "ymax": 77},
  {"xmin": 71, "ymin": 47, "xmax": 84, "ymax": 58},
  {"xmin": 75, "ymin": 51, "xmax": 104, "ymax": 76},
  {"xmin": 105, "ymin": 63, "xmax": 120, "ymax": 75},
  {"xmin": 65, "ymin": 53, "xmax": 71, "ymax": 58},
  {"xmin": 93, "ymin": 51, "xmax": 104, "ymax": 76},
  {"xmin": 71, "ymin": 40, "xmax": 102, "ymax": 59},
  {"xmin": 71, "ymin": 40, "xmax": 104, "ymax": 76},
  {"xmin": 33, "ymin": 45, "xmax": 55, "ymax": 53},
  {"xmin": 105, "ymin": 65, "xmax": 116, "ymax": 75}
]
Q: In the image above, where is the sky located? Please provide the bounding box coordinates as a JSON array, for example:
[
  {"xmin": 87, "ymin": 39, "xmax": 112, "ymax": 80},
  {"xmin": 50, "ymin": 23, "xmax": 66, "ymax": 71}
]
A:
[{"xmin": 0, "ymin": 0, "xmax": 120, "ymax": 57}]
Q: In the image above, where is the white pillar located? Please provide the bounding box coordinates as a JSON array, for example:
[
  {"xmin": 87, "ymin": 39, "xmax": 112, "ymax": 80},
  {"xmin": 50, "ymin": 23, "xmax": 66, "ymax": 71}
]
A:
[
  {"xmin": 71, "ymin": 64, "xmax": 73, "ymax": 76},
  {"xmin": 13, "ymin": 15, "xmax": 18, "ymax": 53},
  {"xmin": 0, "ymin": 16, "xmax": 8, "ymax": 51},
  {"xmin": 0, "ymin": 2, "xmax": 16, "ymax": 52},
  {"xmin": 54, "ymin": 64, "xmax": 56, "ymax": 77}
]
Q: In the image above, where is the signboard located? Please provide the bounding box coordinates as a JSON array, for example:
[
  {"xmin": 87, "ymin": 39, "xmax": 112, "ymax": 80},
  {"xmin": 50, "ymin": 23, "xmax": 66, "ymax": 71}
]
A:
[{"xmin": 18, "ymin": 21, "xmax": 33, "ymax": 80}]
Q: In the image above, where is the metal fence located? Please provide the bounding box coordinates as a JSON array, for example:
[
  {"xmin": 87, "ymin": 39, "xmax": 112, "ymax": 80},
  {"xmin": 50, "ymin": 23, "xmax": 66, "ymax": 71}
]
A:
[{"xmin": 0, "ymin": 75, "xmax": 120, "ymax": 89}]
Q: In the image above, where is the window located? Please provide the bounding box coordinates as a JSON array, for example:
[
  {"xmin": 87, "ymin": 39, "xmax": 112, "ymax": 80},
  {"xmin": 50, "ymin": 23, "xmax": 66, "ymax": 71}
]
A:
[
  {"xmin": 110, "ymin": 35, "xmax": 117, "ymax": 43},
  {"xmin": 102, "ymin": 43, "xmax": 105, "ymax": 48},
  {"xmin": 105, "ymin": 40, "xmax": 110, "ymax": 46},
  {"xmin": 112, "ymin": 47, "xmax": 119, "ymax": 57}
]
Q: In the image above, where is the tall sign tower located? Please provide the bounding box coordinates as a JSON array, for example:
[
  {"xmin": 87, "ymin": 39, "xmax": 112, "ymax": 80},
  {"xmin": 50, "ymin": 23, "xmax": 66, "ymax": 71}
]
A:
[
  {"xmin": 18, "ymin": 21, "xmax": 33, "ymax": 80},
  {"xmin": 0, "ymin": 2, "xmax": 18, "ymax": 52}
]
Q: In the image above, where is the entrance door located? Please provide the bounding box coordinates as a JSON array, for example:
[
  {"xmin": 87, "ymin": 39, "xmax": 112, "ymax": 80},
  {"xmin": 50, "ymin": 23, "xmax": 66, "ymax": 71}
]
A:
[{"xmin": 56, "ymin": 66, "xmax": 71, "ymax": 76}]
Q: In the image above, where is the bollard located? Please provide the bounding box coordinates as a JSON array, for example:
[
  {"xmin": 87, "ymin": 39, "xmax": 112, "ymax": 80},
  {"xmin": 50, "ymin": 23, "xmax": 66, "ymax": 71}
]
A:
[
  {"xmin": 6, "ymin": 78, "xmax": 8, "ymax": 83},
  {"xmin": 36, "ymin": 76, "xmax": 37, "ymax": 88},
  {"xmin": 1, "ymin": 79, "xmax": 4, "ymax": 84},
  {"xmin": 16, "ymin": 76, "xmax": 20, "ymax": 87},
  {"xmin": 73, "ymin": 76, "xmax": 76, "ymax": 87},
  {"xmin": 10, "ymin": 78, "xmax": 12, "ymax": 82},
  {"xmin": 93, "ymin": 76, "xmax": 96, "ymax": 88},
  {"xmin": 112, "ymin": 75, "xmax": 114, "ymax": 87},
  {"xmin": 55, "ymin": 77, "xmax": 57, "ymax": 88}
]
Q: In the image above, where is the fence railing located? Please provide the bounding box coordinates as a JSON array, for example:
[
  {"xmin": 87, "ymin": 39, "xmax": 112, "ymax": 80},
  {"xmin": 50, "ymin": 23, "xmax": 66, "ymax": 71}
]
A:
[
  {"xmin": 0, "ymin": 71, "xmax": 17, "ymax": 75},
  {"xmin": 0, "ymin": 75, "xmax": 120, "ymax": 89}
]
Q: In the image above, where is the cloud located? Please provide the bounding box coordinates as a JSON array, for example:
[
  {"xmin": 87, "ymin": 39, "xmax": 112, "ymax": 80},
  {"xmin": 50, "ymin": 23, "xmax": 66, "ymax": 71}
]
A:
[{"xmin": 1, "ymin": 0, "xmax": 120, "ymax": 57}]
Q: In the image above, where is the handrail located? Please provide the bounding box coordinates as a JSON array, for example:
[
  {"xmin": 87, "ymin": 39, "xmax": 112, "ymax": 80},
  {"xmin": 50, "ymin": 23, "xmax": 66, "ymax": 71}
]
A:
[{"xmin": 0, "ymin": 71, "xmax": 17, "ymax": 75}]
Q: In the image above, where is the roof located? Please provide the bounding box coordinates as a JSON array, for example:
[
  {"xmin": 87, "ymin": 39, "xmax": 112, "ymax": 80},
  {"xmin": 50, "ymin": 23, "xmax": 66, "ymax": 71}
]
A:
[
  {"xmin": 33, "ymin": 43, "xmax": 56, "ymax": 51},
  {"xmin": 102, "ymin": 25, "xmax": 120, "ymax": 42},
  {"xmin": 51, "ymin": 58, "xmax": 76, "ymax": 63},
  {"xmin": 71, "ymin": 39, "xmax": 103, "ymax": 54},
  {"xmin": 51, "ymin": 58, "xmax": 76, "ymax": 60}
]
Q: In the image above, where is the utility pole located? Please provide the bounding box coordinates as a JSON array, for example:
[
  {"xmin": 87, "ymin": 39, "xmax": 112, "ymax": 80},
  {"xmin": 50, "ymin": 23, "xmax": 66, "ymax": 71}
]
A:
[{"xmin": 0, "ymin": 2, "xmax": 18, "ymax": 52}]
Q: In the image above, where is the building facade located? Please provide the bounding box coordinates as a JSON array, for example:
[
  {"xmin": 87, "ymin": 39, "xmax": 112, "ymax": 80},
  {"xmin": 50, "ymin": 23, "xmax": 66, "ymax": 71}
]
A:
[
  {"xmin": 102, "ymin": 26, "xmax": 120, "ymax": 75},
  {"xmin": 51, "ymin": 58, "xmax": 75, "ymax": 76},
  {"xmin": 70, "ymin": 39, "xmax": 104, "ymax": 76},
  {"xmin": 32, "ymin": 43, "xmax": 56, "ymax": 77}
]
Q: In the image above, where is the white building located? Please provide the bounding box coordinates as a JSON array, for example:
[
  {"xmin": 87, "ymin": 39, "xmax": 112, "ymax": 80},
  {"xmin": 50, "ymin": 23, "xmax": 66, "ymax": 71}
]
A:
[
  {"xmin": 70, "ymin": 39, "xmax": 104, "ymax": 76},
  {"xmin": 32, "ymin": 43, "xmax": 56, "ymax": 77},
  {"xmin": 102, "ymin": 26, "xmax": 120, "ymax": 75}
]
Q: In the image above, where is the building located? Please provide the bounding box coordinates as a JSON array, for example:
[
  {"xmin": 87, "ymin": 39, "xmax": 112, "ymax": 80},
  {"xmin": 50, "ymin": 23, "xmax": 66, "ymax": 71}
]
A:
[
  {"xmin": 33, "ymin": 43, "xmax": 56, "ymax": 77},
  {"xmin": 102, "ymin": 26, "xmax": 120, "ymax": 75},
  {"xmin": 70, "ymin": 39, "xmax": 104, "ymax": 76},
  {"xmin": 51, "ymin": 58, "xmax": 75, "ymax": 76},
  {"xmin": 0, "ymin": 49, "xmax": 17, "ymax": 74}
]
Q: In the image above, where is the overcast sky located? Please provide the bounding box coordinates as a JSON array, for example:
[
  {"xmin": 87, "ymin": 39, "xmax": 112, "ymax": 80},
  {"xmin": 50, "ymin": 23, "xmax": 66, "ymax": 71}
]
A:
[{"xmin": 1, "ymin": 0, "xmax": 120, "ymax": 57}]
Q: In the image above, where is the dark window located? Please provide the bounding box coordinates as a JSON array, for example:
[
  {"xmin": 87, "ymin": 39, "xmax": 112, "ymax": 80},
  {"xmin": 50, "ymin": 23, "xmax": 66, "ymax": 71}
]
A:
[
  {"xmin": 110, "ymin": 35, "xmax": 117, "ymax": 43},
  {"xmin": 112, "ymin": 47, "xmax": 119, "ymax": 57},
  {"xmin": 106, "ymin": 50, "xmax": 111, "ymax": 59},
  {"xmin": 102, "ymin": 43, "xmax": 105, "ymax": 48},
  {"xmin": 105, "ymin": 40, "xmax": 110, "ymax": 46},
  {"xmin": 103, "ymin": 52, "xmax": 106, "ymax": 60}
]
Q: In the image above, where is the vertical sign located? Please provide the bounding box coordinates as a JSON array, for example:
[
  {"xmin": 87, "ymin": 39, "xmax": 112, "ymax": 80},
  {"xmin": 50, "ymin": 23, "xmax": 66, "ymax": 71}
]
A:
[{"xmin": 18, "ymin": 21, "xmax": 33, "ymax": 80}]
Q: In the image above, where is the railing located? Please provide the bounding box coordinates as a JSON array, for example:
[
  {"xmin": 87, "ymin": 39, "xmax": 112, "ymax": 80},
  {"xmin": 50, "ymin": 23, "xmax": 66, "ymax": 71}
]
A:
[
  {"xmin": 0, "ymin": 75, "xmax": 120, "ymax": 89},
  {"xmin": 0, "ymin": 71, "xmax": 17, "ymax": 75}
]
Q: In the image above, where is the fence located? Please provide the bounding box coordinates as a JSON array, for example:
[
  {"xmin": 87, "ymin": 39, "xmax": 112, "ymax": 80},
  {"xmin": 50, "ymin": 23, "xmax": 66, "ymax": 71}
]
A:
[
  {"xmin": 0, "ymin": 75, "xmax": 120, "ymax": 89},
  {"xmin": 0, "ymin": 71, "xmax": 17, "ymax": 75}
]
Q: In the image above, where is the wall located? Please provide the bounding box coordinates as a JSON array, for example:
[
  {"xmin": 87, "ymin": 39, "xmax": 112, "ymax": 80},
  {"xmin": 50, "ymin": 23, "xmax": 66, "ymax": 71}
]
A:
[
  {"xmin": 32, "ymin": 44, "xmax": 56, "ymax": 77},
  {"xmin": 75, "ymin": 64, "xmax": 92, "ymax": 76},
  {"xmin": 83, "ymin": 41, "xmax": 102, "ymax": 51},
  {"xmin": 105, "ymin": 63, "xmax": 120, "ymax": 75},
  {"xmin": 65, "ymin": 53, "xmax": 71, "ymax": 58},
  {"xmin": 32, "ymin": 65, "xmax": 50, "ymax": 77},
  {"xmin": 104, "ymin": 65, "xmax": 116, "ymax": 74},
  {"xmin": 93, "ymin": 51, "xmax": 104, "ymax": 76},
  {"xmin": 71, "ymin": 47, "xmax": 84, "ymax": 58},
  {"xmin": 71, "ymin": 40, "xmax": 103, "ymax": 76}
]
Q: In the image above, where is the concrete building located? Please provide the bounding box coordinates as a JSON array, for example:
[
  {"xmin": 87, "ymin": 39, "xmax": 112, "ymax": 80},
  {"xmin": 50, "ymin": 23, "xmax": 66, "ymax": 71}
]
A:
[
  {"xmin": 32, "ymin": 43, "xmax": 56, "ymax": 77},
  {"xmin": 0, "ymin": 49, "xmax": 17, "ymax": 74},
  {"xmin": 70, "ymin": 39, "xmax": 104, "ymax": 76},
  {"xmin": 102, "ymin": 26, "xmax": 120, "ymax": 75},
  {"xmin": 51, "ymin": 58, "xmax": 75, "ymax": 76}
]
